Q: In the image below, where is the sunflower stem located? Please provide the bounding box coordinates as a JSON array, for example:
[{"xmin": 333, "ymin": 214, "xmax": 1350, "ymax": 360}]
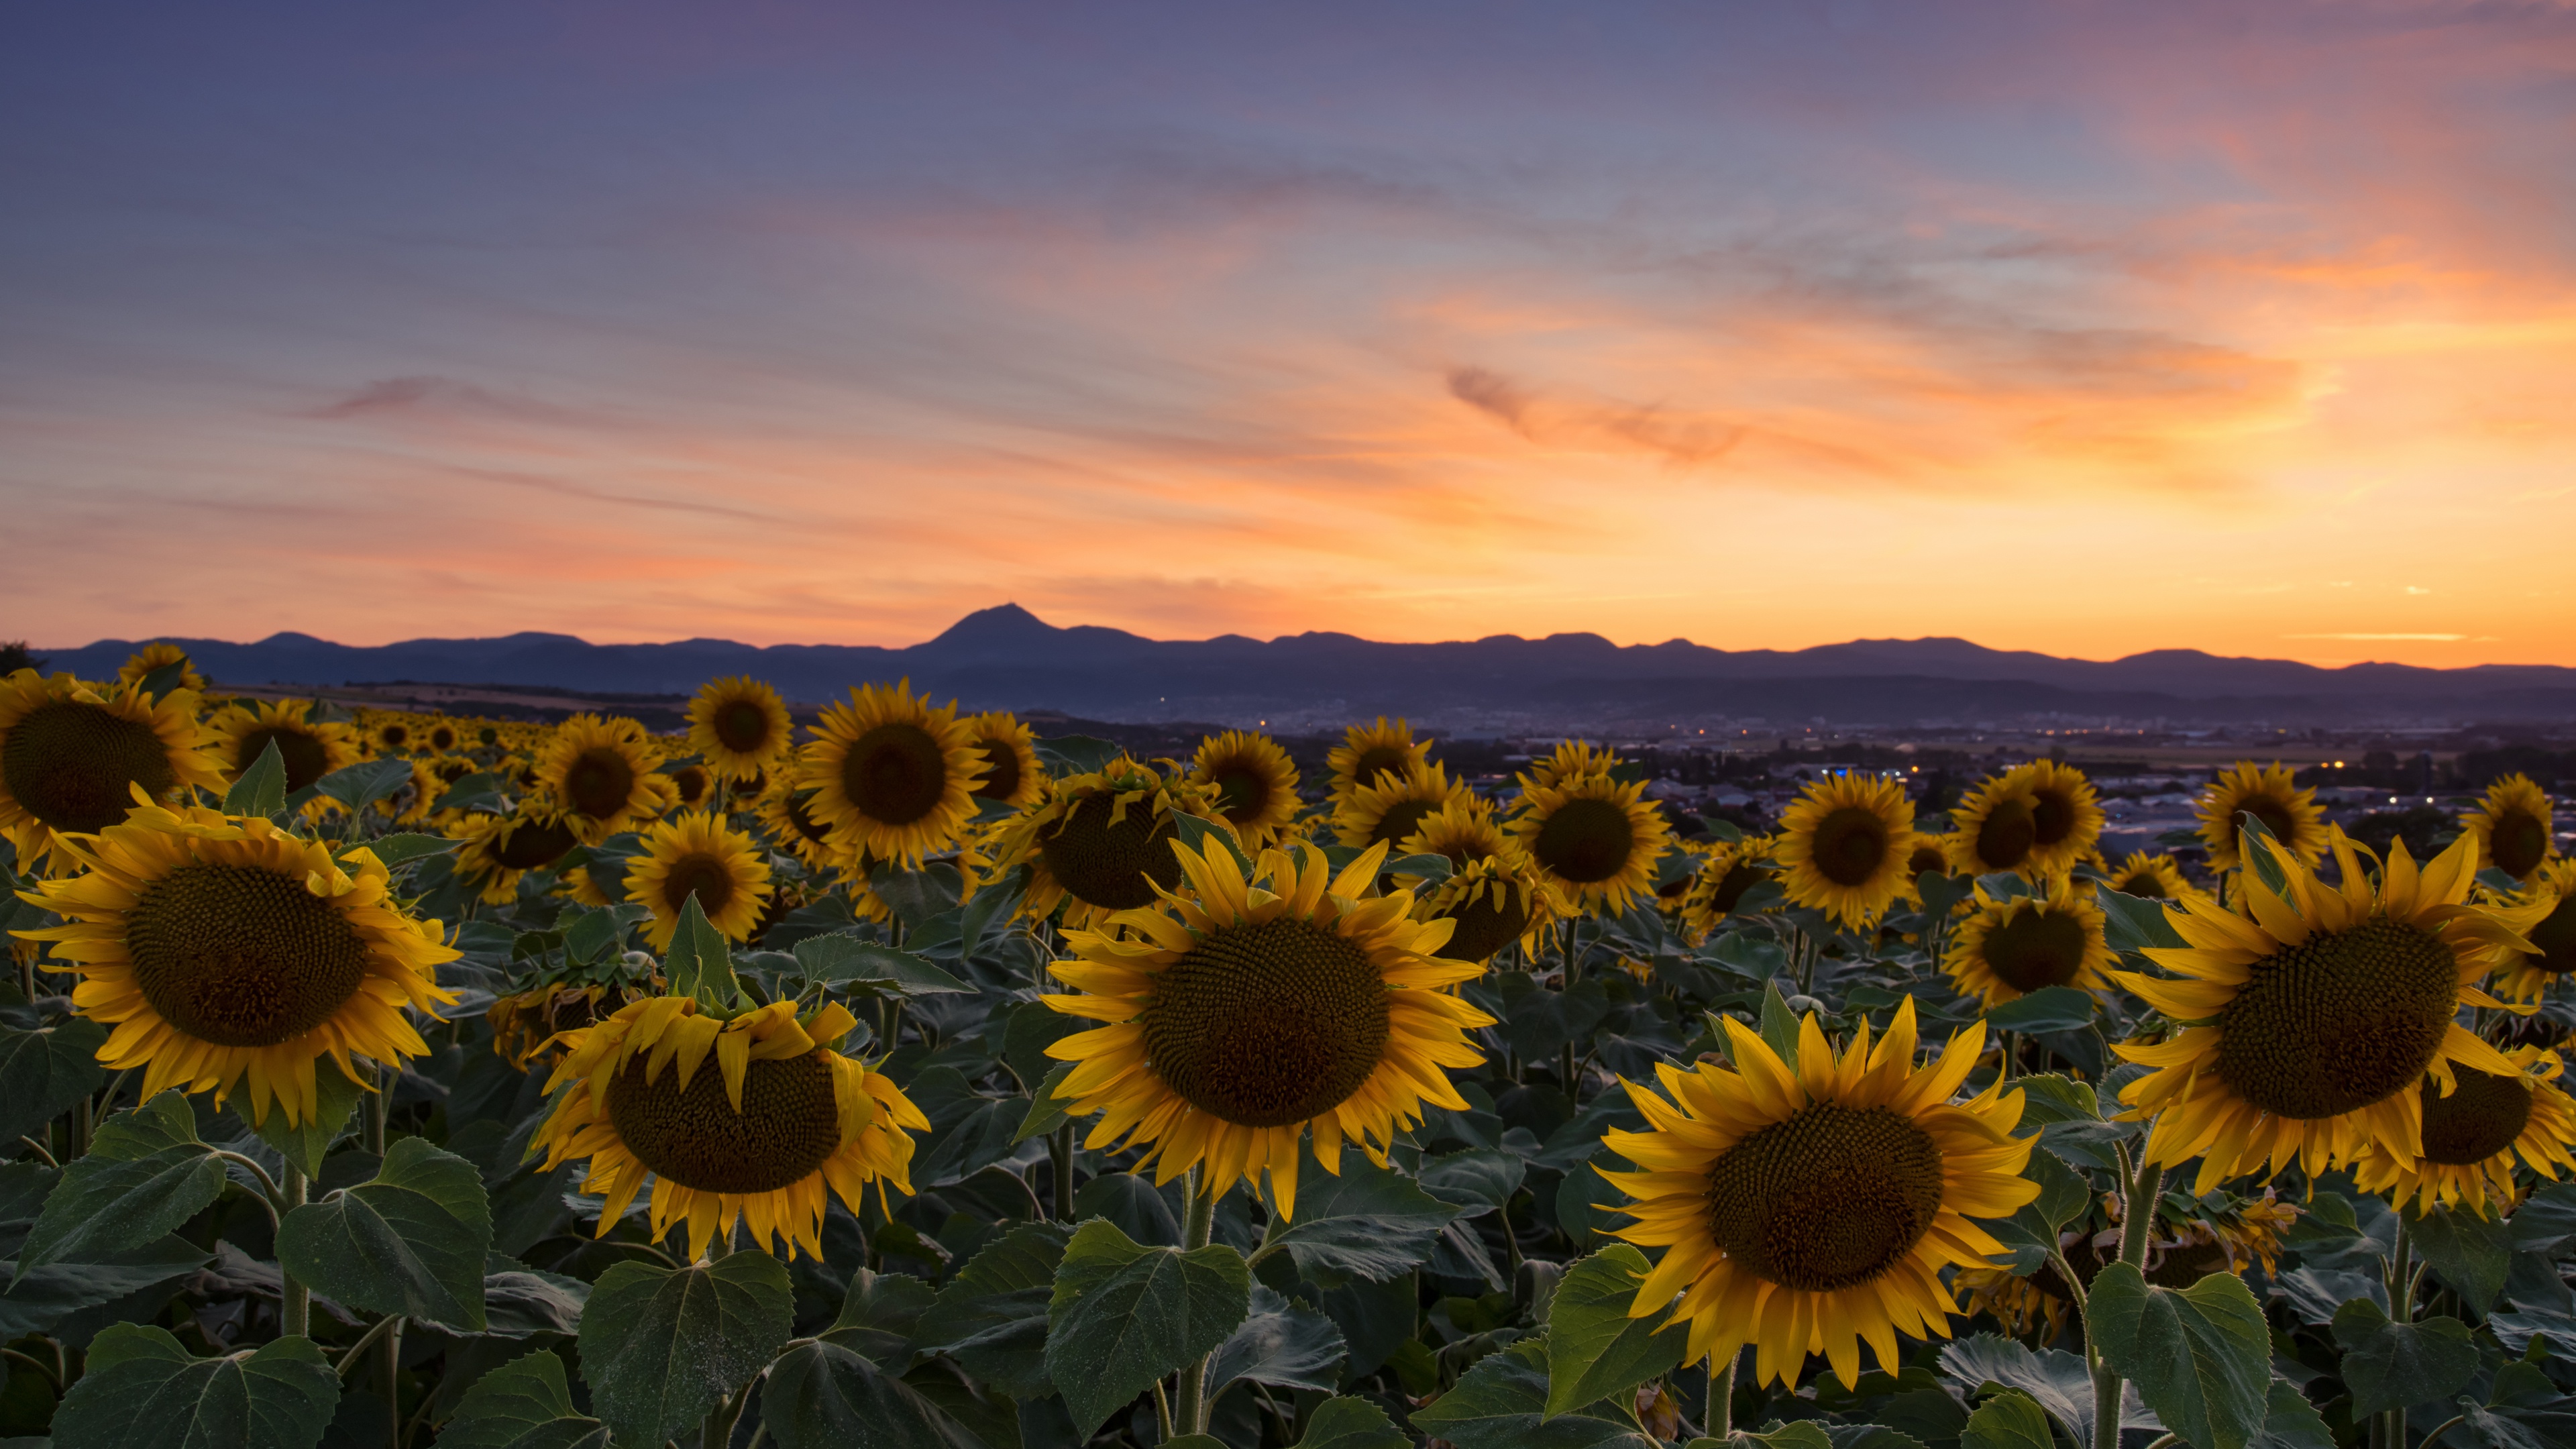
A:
[
  {"xmin": 1705, "ymin": 1349, "xmax": 1737, "ymax": 1438},
  {"xmin": 281, "ymin": 1165, "xmax": 312, "ymax": 1339},
  {"xmin": 1175, "ymin": 1171, "xmax": 1218, "ymax": 1436},
  {"xmin": 2086, "ymin": 1150, "xmax": 2164, "ymax": 1449},
  {"xmin": 1049, "ymin": 1123, "xmax": 1075, "ymax": 1220}
]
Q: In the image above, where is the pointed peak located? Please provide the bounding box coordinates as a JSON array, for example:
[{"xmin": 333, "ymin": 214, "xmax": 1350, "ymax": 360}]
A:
[{"xmin": 928, "ymin": 603, "xmax": 1057, "ymax": 646}]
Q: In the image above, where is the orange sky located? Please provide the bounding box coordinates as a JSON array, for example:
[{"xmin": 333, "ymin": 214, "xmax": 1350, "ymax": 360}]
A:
[{"xmin": 5, "ymin": 3, "xmax": 2573, "ymax": 666}]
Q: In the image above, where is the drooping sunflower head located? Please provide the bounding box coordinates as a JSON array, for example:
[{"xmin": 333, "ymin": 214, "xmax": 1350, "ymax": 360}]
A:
[
  {"xmin": 451, "ymin": 805, "xmax": 583, "ymax": 906},
  {"xmin": 2115, "ymin": 826, "xmax": 2548, "ymax": 1194},
  {"xmin": 1415, "ymin": 851, "xmax": 1561, "ymax": 963},
  {"xmin": 1944, "ymin": 882, "xmax": 2115, "ymax": 1009},
  {"xmin": 1678, "ymin": 835, "xmax": 1777, "ymax": 943},
  {"xmin": 2490, "ymin": 857, "xmax": 2576, "ymax": 1004},
  {"xmin": 1000, "ymin": 757, "xmax": 1218, "ymax": 928},
  {"xmin": 1775, "ymin": 775, "xmax": 1916, "ymax": 930},
  {"xmin": 2195, "ymin": 761, "xmax": 2326, "ymax": 872},
  {"xmin": 961, "ymin": 710, "xmax": 1046, "ymax": 810},
  {"xmin": 535, "ymin": 997, "xmax": 928, "ymax": 1261},
  {"xmin": 488, "ymin": 983, "xmax": 652, "ymax": 1070},
  {"xmin": 116, "ymin": 642, "xmax": 208, "ymax": 695},
  {"xmin": 1945, "ymin": 773, "xmax": 2041, "ymax": 878},
  {"xmin": 1603, "ymin": 998, "xmax": 2038, "ymax": 1389},
  {"xmin": 2463, "ymin": 774, "xmax": 2555, "ymax": 885},
  {"xmin": 1336, "ymin": 760, "xmax": 1469, "ymax": 853},
  {"xmin": 535, "ymin": 714, "xmax": 668, "ymax": 844},
  {"xmin": 2003, "ymin": 760, "xmax": 2104, "ymax": 876},
  {"xmin": 2351, "ymin": 1046, "xmax": 2576, "ymax": 1217},
  {"xmin": 687, "ymin": 676, "xmax": 794, "ymax": 782},
  {"xmin": 1189, "ymin": 730, "xmax": 1301, "ymax": 849},
  {"xmin": 626, "ymin": 810, "xmax": 774, "ymax": 951},
  {"xmin": 2101, "ymin": 850, "xmax": 2204, "ymax": 905},
  {"xmin": 794, "ymin": 680, "xmax": 983, "ymax": 867},
  {"xmin": 1326, "ymin": 716, "xmax": 1429, "ymax": 804},
  {"xmin": 208, "ymin": 700, "xmax": 358, "ymax": 797},
  {"xmin": 1042, "ymin": 839, "xmax": 1492, "ymax": 1216},
  {"xmin": 0, "ymin": 672, "xmax": 226, "ymax": 874},
  {"xmin": 1518, "ymin": 739, "xmax": 1623, "ymax": 793},
  {"xmin": 13, "ymin": 797, "xmax": 458, "ymax": 1126},
  {"xmin": 1507, "ymin": 772, "xmax": 1672, "ymax": 917}
]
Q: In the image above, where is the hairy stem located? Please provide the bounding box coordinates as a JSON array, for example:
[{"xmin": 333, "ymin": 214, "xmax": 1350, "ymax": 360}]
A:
[
  {"xmin": 1174, "ymin": 1170, "xmax": 1220, "ymax": 1436},
  {"xmin": 1050, "ymin": 1123, "xmax": 1075, "ymax": 1220},
  {"xmin": 280, "ymin": 1166, "xmax": 311, "ymax": 1338}
]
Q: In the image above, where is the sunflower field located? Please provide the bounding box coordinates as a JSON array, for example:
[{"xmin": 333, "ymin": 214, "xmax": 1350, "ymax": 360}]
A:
[{"xmin": 3, "ymin": 649, "xmax": 2575, "ymax": 1449}]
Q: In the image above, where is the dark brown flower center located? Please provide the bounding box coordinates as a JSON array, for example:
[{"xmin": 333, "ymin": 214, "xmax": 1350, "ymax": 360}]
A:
[
  {"xmin": 1211, "ymin": 765, "xmax": 1273, "ymax": 825},
  {"xmin": 714, "ymin": 699, "xmax": 775, "ymax": 755},
  {"xmin": 2490, "ymin": 808, "xmax": 2548, "ymax": 881},
  {"xmin": 1706, "ymin": 1102, "xmax": 1946, "ymax": 1292},
  {"xmin": 2214, "ymin": 920, "xmax": 2459, "ymax": 1120},
  {"xmin": 2526, "ymin": 894, "xmax": 2576, "ymax": 977},
  {"xmin": 842, "ymin": 722, "xmax": 947, "ymax": 826},
  {"xmin": 1143, "ymin": 916, "xmax": 1389, "ymax": 1126},
  {"xmin": 1701, "ymin": 859, "xmax": 1770, "ymax": 917},
  {"xmin": 657, "ymin": 851, "xmax": 737, "ymax": 920},
  {"xmin": 564, "ymin": 747, "xmax": 637, "ymax": 820},
  {"xmin": 973, "ymin": 736, "xmax": 1023, "ymax": 801},
  {"xmin": 2232, "ymin": 796, "xmax": 2300, "ymax": 853},
  {"xmin": 3, "ymin": 700, "xmax": 176, "ymax": 835},
  {"xmin": 494, "ymin": 816, "xmax": 578, "ymax": 871},
  {"xmin": 1348, "ymin": 745, "xmax": 1411, "ymax": 792},
  {"xmin": 428, "ymin": 725, "xmax": 458, "ymax": 752},
  {"xmin": 1534, "ymin": 797, "xmax": 1636, "ymax": 884},
  {"xmin": 671, "ymin": 765, "xmax": 710, "ymax": 807},
  {"xmin": 1039, "ymin": 793, "xmax": 1183, "ymax": 910},
  {"xmin": 1811, "ymin": 806, "xmax": 1891, "ymax": 888},
  {"xmin": 1906, "ymin": 843, "xmax": 1948, "ymax": 881},
  {"xmin": 237, "ymin": 725, "xmax": 333, "ymax": 795},
  {"xmin": 1371, "ymin": 798, "xmax": 1442, "ymax": 849},
  {"xmin": 1980, "ymin": 907, "xmax": 2091, "ymax": 994},
  {"xmin": 1434, "ymin": 885, "xmax": 1530, "ymax": 963},
  {"xmin": 126, "ymin": 862, "xmax": 370, "ymax": 1047},
  {"xmin": 378, "ymin": 724, "xmax": 410, "ymax": 751},
  {"xmin": 1973, "ymin": 797, "xmax": 2035, "ymax": 873},
  {"xmin": 2031, "ymin": 788, "xmax": 2080, "ymax": 848},
  {"xmin": 784, "ymin": 790, "xmax": 833, "ymax": 845},
  {"xmin": 2418, "ymin": 1066, "xmax": 2533, "ymax": 1165},
  {"xmin": 605, "ymin": 1051, "xmax": 842, "ymax": 1193}
]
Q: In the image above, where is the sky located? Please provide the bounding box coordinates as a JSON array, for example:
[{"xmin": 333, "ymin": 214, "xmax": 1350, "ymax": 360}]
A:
[{"xmin": 5, "ymin": 2, "xmax": 2575, "ymax": 667}]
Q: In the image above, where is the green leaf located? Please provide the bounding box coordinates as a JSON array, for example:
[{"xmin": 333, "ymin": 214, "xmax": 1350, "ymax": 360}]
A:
[
  {"xmin": 2403, "ymin": 1202, "xmax": 2514, "ymax": 1314},
  {"xmin": 1758, "ymin": 983, "xmax": 1801, "ymax": 1069},
  {"xmin": 663, "ymin": 894, "xmax": 743, "ymax": 1011},
  {"xmin": 91, "ymin": 1089, "xmax": 201, "ymax": 1157},
  {"xmin": 17, "ymin": 1142, "xmax": 225, "ymax": 1273},
  {"xmin": 576, "ymin": 1250, "xmax": 794, "ymax": 1449},
  {"xmin": 2508, "ymin": 1181, "xmax": 2576, "ymax": 1254},
  {"xmin": 790, "ymin": 934, "xmax": 973, "ymax": 996},
  {"xmin": 1263, "ymin": 1149, "xmax": 1460, "ymax": 1283},
  {"xmin": 1387, "ymin": 852, "xmax": 1456, "ymax": 884},
  {"xmin": 1407, "ymin": 1337, "xmax": 1657, "ymax": 1449},
  {"xmin": 1937, "ymin": 1334, "xmax": 2132, "ymax": 1448},
  {"xmin": 2096, "ymin": 890, "xmax": 2188, "ymax": 955},
  {"xmin": 2253, "ymin": 1381, "xmax": 2334, "ymax": 1449},
  {"xmin": 1542, "ymin": 1244, "xmax": 1687, "ymax": 1419},
  {"xmin": 1419, "ymin": 1148, "xmax": 1525, "ymax": 1220},
  {"xmin": 276, "ymin": 1135, "xmax": 491, "ymax": 1331},
  {"xmin": 1035, "ymin": 734, "xmax": 1120, "ymax": 775},
  {"xmin": 1960, "ymin": 1393, "xmax": 2058, "ymax": 1449},
  {"xmin": 0, "ymin": 1016, "xmax": 111, "ymax": 1146},
  {"xmin": 1208, "ymin": 1285, "xmax": 1348, "ymax": 1399},
  {"xmin": 2088, "ymin": 1263, "xmax": 2271, "ymax": 1449},
  {"xmin": 1983, "ymin": 987, "xmax": 2096, "ymax": 1034},
  {"xmin": 362, "ymin": 833, "xmax": 460, "ymax": 867},
  {"xmin": 910, "ymin": 1221, "xmax": 1073, "ymax": 1398},
  {"xmin": 2328, "ymin": 1299, "xmax": 2478, "ymax": 1419},
  {"xmin": 134, "ymin": 657, "xmax": 193, "ymax": 702},
  {"xmin": 478, "ymin": 1254, "xmax": 590, "ymax": 1340},
  {"xmin": 1044, "ymin": 1216, "xmax": 1252, "ymax": 1438},
  {"xmin": 2237, "ymin": 819, "xmax": 2292, "ymax": 898},
  {"xmin": 0, "ymin": 1234, "xmax": 210, "ymax": 1338},
  {"xmin": 250, "ymin": 1057, "xmax": 370, "ymax": 1179},
  {"xmin": 1720, "ymin": 1427, "xmax": 1832, "ymax": 1449},
  {"xmin": 559, "ymin": 904, "xmax": 647, "ymax": 965},
  {"xmin": 48, "ymin": 1324, "xmax": 339, "ymax": 1449},
  {"xmin": 315, "ymin": 758, "xmax": 415, "ymax": 814},
  {"xmin": 761, "ymin": 1340, "xmax": 992, "ymax": 1449},
  {"xmin": 2010, "ymin": 1074, "xmax": 2106, "ymax": 1125},
  {"xmin": 2027, "ymin": 1148, "xmax": 2092, "ymax": 1232},
  {"xmin": 822, "ymin": 1264, "xmax": 936, "ymax": 1368},
  {"xmin": 1173, "ymin": 812, "xmax": 1254, "ymax": 874},
  {"xmin": 1014, "ymin": 1063, "xmax": 1075, "ymax": 1143},
  {"xmin": 434, "ymin": 1347, "xmax": 611, "ymax": 1449},
  {"xmin": 224, "ymin": 739, "xmax": 289, "ymax": 816},
  {"xmin": 1291, "ymin": 1396, "xmax": 1413, "ymax": 1449}
]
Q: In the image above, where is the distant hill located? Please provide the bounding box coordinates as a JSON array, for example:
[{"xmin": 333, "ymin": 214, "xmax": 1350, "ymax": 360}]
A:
[{"xmin": 38, "ymin": 604, "xmax": 2576, "ymax": 729}]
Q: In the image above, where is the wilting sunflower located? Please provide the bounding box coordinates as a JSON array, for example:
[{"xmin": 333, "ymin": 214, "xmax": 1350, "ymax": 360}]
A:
[
  {"xmin": 627, "ymin": 810, "xmax": 773, "ymax": 951},
  {"xmin": 2003, "ymin": 760, "xmax": 2104, "ymax": 877},
  {"xmin": 1415, "ymin": 852, "xmax": 1560, "ymax": 963},
  {"xmin": 2195, "ymin": 761, "xmax": 2326, "ymax": 872},
  {"xmin": 489, "ymin": 983, "xmax": 653, "ymax": 1069},
  {"xmin": 1326, "ymin": 717, "xmax": 1430, "ymax": 805},
  {"xmin": 961, "ymin": 710, "xmax": 1046, "ymax": 810},
  {"xmin": 1678, "ymin": 835, "xmax": 1777, "ymax": 943},
  {"xmin": 796, "ymin": 680, "xmax": 983, "ymax": 867},
  {"xmin": 1042, "ymin": 840, "xmax": 1491, "ymax": 1215},
  {"xmin": 2489, "ymin": 858, "xmax": 2576, "ymax": 1004},
  {"xmin": 687, "ymin": 677, "xmax": 794, "ymax": 784},
  {"xmin": 1508, "ymin": 773, "xmax": 1671, "ymax": 918},
  {"xmin": 2101, "ymin": 850, "xmax": 2205, "ymax": 905},
  {"xmin": 1189, "ymin": 731, "xmax": 1301, "ymax": 850},
  {"xmin": 116, "ymin": 642, "xmax": 208, "ymax": 695},
  {"xmin": 1945, "ymin": 773, "xmax": 2041, "ymax": 879},
  {"xmin": 2351, "ymin": 1047, "xmax": 2576, "ymax": 1216},
  {"xmin": 535, "ymin": 714, "xmax": 667, "ymax": 844},
  {"xmin": 1518, "ymin": 739, "xmax": 1623, "ymax": 792},
  {"xmin": 534, "ymin": 998, "xmax": 926, "ymax": 1260},
  {"xmin": 15, "ymin": 797, "xmax": 457, "ymax": 1126},
  {"xmin": 1776, "ymin": 775, "xmax": 1916, "ymax": 930},
  {"xmin": 0, "ymin": 672, "xmax": 225, "ymax": 873},
  {"xmin": 1336, "ymin": 761, "xmax": 1469, "ymax": 852},
  {"xmin": 1960, "ymin": 1191, "xmax": 2297, "ymax": 1340},
  {"xmin": 1604, "ymin": 998, "xmax": 2037, "ymax": 1389},
  {"xmin": 1002, "ymin": 756, "xmax": 1219, "ymax": 928},
  {"xmin": 1943, "ymin": 883, "xmax": 2114, "ymax": 1009},
  {"xmin": 2114, "ymin": 828, "xmax": 2545, "ymax": 1194},
  {"xmin": 450, "ymin": 806, "xmax": 584, "ymax": 906},
  {"xmin": 207, "ymin": 700, "xmax": 358, "ymax": 796},
  {"xmin": 2463, "ymin": 774, "xmax": 2555, "ymax": 885}
]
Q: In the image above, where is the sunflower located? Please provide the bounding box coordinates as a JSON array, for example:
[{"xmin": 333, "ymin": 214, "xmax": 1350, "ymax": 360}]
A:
[
  {"xmin": 626, "ymin": 810, "xmax": 773, "ymax": 951},
  {"xmin": 1001, "ymin": 757, "xmax": 1218, "ymax": 929},
  {"xmin": 1415, "ymin": 852, "xmax": 1560, "ymax": 963},
  {"xmin": 2195, "ymin": 761, "xmax": 2326, "ymax": 872},
  {"xmin": 535, "ymin": 714, "xmax": 668, "ymax": 845},
  {"xmin": 1395, "ymin": 795, "xmax": 1511, "ymax": 873},
  {"xmin": 1519, "ymin": 740, "xmax": 1623, "ymax": 792},
  {"xmin": 489, "ymin": 984, "xmax": 653, "ymax": 1070},
  {"xmin": 2351, "ymin": 1047, "xmax": 2576, "ymax": 1216},
  {"xmin": 1945, "ymin": 774, "xmax": 2041, "ymax": 879},
  {"xmin": 1507, "ymin": 773, "xmax": 1670, "ymax": 918},
  {"xmin": 1894, "ymin": 833, "xmax": 1954, "ymax": 907},
  {"xmin": 1326, "ymin": 717, "xmax": 1430, "ymax": 805},
  {"xmin": 1603, "ymin": 998, "xmax": 2038, "ymax": 1389},
  {"xmin": 1336, "ymin": 761, "xmax": 1469, "ymax": 852},
  {"xmin": 1960, "ymin": 1192, "xmax": 2298, "ymax": 1340},
  {"xmin": 687, "ymin": 677, "xmax": 794, "ymax": 784},
  {"xmin": 2003, "ymin": 761, "xmax": 2104, "ymax": 877},
  {"xmin": 13, "ymin": 797, "xmax": 456, "ymax": 1127},
  {"xmin": 662, "ymin": 763, "xmax": 712, "ymax": 811},
  {"xmin": 2101, "ymin": 851, "xmax": 2205, "ymax": 905},
  {"xmin": 0, "ymin": 672, "xmax": 225, "ymax": 874},
  {"xmin": 753, "ymin": 782, "xmax": 849, "ymax": 875},
  {"xmin": 2489, "ymin": 859, "xmax": 2576, "ymax": 1004},
  {"xmin": 363, "ymin": 713, "xmax": 418, "ymax": 757},
  {"xmin": 1678, "ymin": 835, "xmax": 1777, "ymax": 943},
  {"xmin": 1943, "ymin": 883, "xmax": 2115, "ymax": 1010},
  {"xmin": 206, "ymin": 700, "xmax": 358, "ymax": 797},
  {"xmin": 2113, "ymin": 828, "xmax": 2545, "ymax": 1195},
  {"xmin": 2463, "ymin": 775, "xmax": 2555, "ymax": 885},
  {"xmin": 1189, "ymin": 731, "xmax": 1301, "ymax": 850},
  {"xmin": 796, "ymin": 681, "xmax": 983, "ymax": 867},
  {"xmin": 421, "ymin": 718, "xmax": 462, "ymax": 754},
  {"xmin": 961, "ymin": 710, "xmax": 1046, "ymax": 810},
  {"xmin": 116, "ymin": 643, "xmax": 207, "ymax": 694},
  {"xmin": 451, "ymin": 806, "xmax": 584, "ymax": 906},
  {"xmin": 1042, "ymin": 839, "xmax": 1491, "ymax": 1216},
  {"xmin": 1775, "ymin": 775, "xmax": 1915, "ymax": 930},
  {"xmin": 533, "ymin": 998, "xmax": 926, "ymax": 1260}
]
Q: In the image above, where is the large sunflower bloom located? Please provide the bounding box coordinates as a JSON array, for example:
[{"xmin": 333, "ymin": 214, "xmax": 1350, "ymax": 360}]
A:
[
  {"xmin": 1509, "ymin": 773, "xmax": 1671, "ymax": 918},
  {"xmin": 208, "ymin": 700, "xmax": 359, "ymax": 797},
  {"xmin": 1945, "ymin": 773, "xmax": 2041, "ymax": 879},
  {"xmin": 796, "ymin": 681, "xmax": 983, "ymax": 867},
  {"xmin": 1336, "ymin": 761, "xmax": 1469, "ymax": 852},
  {"xmin": 451, "ymin": 806, "xmax": 583, "ymax": 906},
  {"xmin": 1604, "ymin": 999, "xmax": 2038, "ymax": 1389},
  {"xmin": 2195, "ymin": 761, "xmax": 2326, "ymax": 872},
  {"xmin": 535, "ymin": 714, "xmax": 668, "ymax": 845},
  {"xmin": 2351, "ymin": 1047, "xmax": 2576, "ymax": 1217},
  {"xmin": 15, "ymin": 796, "xmax": 457, "ymax": 1126},
  {"xmin": 2462, "ymin": 775, "xmax": 2555, "ymax": 885},
  {"xmin": 1189, "ymin": 731, "xmax": 1301, "ymax": 850},
  {"xmin": 2489, "ymin": 858, "xmax": 2576, "ymax": 1004},
  {"xmin": 1678, "ymin": 835, "xmax": 1778, "ymax": 944},
  {"xmin": 0, "ymin": 672, "xmax": 225, "ymax": 873},
  {"xmin": 627, "ymin": 810, "xmax": 773, "ymax": 951},
  {"xmin": 687, "ymin": 677, "xmax": 794, "ymax": 784},
  {"xmin": 2114, "ymin": 828, "xmax": 2545, "ymax": 1195},
  {"xmin": 1000, "ymin": 757, "xmax": 1218, "ymax": 929},
  {"xmin": 533, "ymin": 998, "xmax": 926, "ymax": 1260},
  {"xmin": 2003, "ymin": 760, "xmax": 2104, "ymax": 878},
  {"xmin": 1775, "ymin": 775, "xmax": 1915, "ymax": 930},
  {"xmin": 962, "ymin": 710, "xmax": 1046, "ymax": 810},
  {"xmin": 1326, "ymin": 718, "xmax": 1429, "ymax": 806},
  {"xmin": 1943, "ymin": 882, "xmax": 2115, "ymax": 1009},
  {"xmin": 1042, "ymin": 840, "xmax": 1491, "ymax": 1216}
]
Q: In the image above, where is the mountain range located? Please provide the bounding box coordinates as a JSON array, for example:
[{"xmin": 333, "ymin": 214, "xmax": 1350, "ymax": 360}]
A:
[{"xmin": 37, "ymin": 604, "xmax": 2576, "ymax": 731}]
